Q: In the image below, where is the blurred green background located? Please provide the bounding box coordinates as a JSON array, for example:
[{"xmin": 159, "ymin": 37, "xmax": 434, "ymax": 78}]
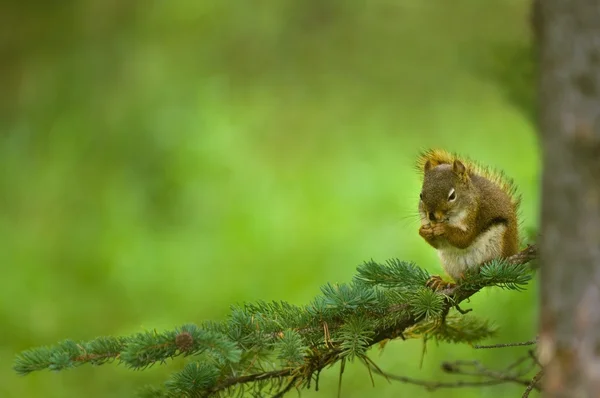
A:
[{"xmin": 1, "ymin": 1, "xmax": 540, "ymax": 397}]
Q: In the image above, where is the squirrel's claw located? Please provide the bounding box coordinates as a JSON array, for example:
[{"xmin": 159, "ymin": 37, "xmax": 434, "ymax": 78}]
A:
[{"xmin": 426, "ymin": 275, "xmax": 456, "ymax": 291}]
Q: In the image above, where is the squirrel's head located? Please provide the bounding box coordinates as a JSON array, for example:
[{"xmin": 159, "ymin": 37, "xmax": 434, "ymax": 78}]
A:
[{"xmin": 419, "ymin": 160, "xmax": 479, "ymax": 224}]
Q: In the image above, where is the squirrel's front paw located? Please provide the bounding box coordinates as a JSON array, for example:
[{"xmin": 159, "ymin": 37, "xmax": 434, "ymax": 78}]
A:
[
  {"xmin": 431, "ymin": 223, "xmax": 446, "ymax": 237},
  {"xmin": 419, "ymin": 224, "xmax": 435, "ymax": 239}
]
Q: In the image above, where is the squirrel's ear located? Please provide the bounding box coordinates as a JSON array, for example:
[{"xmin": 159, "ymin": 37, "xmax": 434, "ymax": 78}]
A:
[
  {"xmin": 424, "ymin": 159, "xmax": 442, "ymax": 172},
  {"xmin": 453, "ymin": 160, "xmax": 467, "ymax": 177}
]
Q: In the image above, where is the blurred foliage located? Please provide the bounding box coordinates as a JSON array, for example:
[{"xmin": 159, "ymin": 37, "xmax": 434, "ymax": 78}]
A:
[{"xmin": 1, "ymin": 0, "xmax": 539, "ymax": 397}]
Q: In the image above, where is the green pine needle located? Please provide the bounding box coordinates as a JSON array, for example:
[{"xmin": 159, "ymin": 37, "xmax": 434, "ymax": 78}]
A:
[
  {"xmin": 338, "ymin": 317, "xmax": 375, "ymax": 361},
  {"xmin": 460, "ymin": 258, "xmax": 532, "ymax": 291},
  {"xmin": 120, "ymin": 326, "xmax": 242, "ymax": 369},
  {"xmin": 354, "ymin": 259, "xmax": 430, "ymax": 290},
  {"xmin": 319, "ymin": 283, "xmax": 380, "ymax": 312},
  {"xmin": 275, "ymin": 329, "xmax": 308, "ymax": 367},
  {"xmin": 307, "ymin": 283, "xmax": 381, "ymax": 321},
  {"xmin": 165, "ymin": 362, "xmax": 220, "ymax": 396},
  {"xmin": 14, "ymin": 337, "xmax": 126, "ymax": 375},
  {"xmin": 409, "ymin": 288, "xmax": 445, "ymax": 320}
]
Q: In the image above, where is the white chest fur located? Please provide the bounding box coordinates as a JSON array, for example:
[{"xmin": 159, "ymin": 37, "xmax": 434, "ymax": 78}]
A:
[{"xmin": 437, "ymin": 224, "xmax": 507, "ymax": 281}]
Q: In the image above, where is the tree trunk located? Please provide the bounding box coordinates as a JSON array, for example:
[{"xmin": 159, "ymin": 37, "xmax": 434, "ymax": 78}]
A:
[{"xmin": 536, "ymin": 0, "xmax": 600, "ymax": 396}]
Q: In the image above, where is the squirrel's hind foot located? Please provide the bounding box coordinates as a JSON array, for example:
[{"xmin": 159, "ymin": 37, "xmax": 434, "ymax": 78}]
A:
[{"xmin": 426, "ymin": 275, "xmax": 456, "ymax": 291}]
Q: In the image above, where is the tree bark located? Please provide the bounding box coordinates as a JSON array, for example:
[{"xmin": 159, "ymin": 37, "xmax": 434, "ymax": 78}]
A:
[{"xmin": 536, "ymin": 0, "xmax": 600, "ymax": 396}]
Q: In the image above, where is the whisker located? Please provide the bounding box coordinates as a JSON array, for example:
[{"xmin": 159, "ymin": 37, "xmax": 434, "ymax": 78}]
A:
[{"xmin": 395, "ymin": 211, "xmax": 423, "ymax": 229}]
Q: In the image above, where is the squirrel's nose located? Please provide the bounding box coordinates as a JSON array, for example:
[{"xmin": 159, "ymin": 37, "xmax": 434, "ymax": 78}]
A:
[{"xmin": 428, "ymin": 212, "xmax": 436, "ymax": 222}]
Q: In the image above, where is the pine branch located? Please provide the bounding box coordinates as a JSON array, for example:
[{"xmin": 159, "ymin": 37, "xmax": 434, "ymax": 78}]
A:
[
  {"xmin": 14, "ymin": 245, "xmax": 538, "ymax": 397},
  {"xmin": 204, "ymin": 246, "xmax": 537, "ymax": 396}
]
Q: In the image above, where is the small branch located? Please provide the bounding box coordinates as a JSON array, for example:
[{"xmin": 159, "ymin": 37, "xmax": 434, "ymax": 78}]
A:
[
  {"xmin": 441, "ymin": 359, "xmax": 537, "ymax": 389},
  {"xmin": 505, "ymin": 352, "xmax": 539, "ymax": 376},
  {"xmin": 454, "ymin": 303, "xmax": 473, "ymax": 314},
  {"xmin": 507, "ymin": 244, "xmax": 538, "ymax": 266},
  {"xmin": 505, "ymin": 354, "xmax": 531, "ymax": 372},
  {"xmin": 369, "ymin": 364, "xmax": 509, "ymax": 391},
  {"xmin": 522, "ymin": 369, "xmax": 544, "ymax": 398},
  {"xmin": 528, "ymin": 349, "xmax": 543, "ymax": 368},
  {"xmin": 474, "ymin": 338, "xmax": 537, "ymax": 349},
  {"xmin": 367, "ymin": 359, "xmax": 535, "ymax": 391}
]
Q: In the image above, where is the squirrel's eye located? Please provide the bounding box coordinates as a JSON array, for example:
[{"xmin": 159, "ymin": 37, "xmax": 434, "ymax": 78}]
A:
[
  {"xmin": 448, "ymin": 188, "xmax": 456, "ymax": 202},
  {"xmin": 419, "ymin": 192, "xmax": 423, "ymax": 201}
]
